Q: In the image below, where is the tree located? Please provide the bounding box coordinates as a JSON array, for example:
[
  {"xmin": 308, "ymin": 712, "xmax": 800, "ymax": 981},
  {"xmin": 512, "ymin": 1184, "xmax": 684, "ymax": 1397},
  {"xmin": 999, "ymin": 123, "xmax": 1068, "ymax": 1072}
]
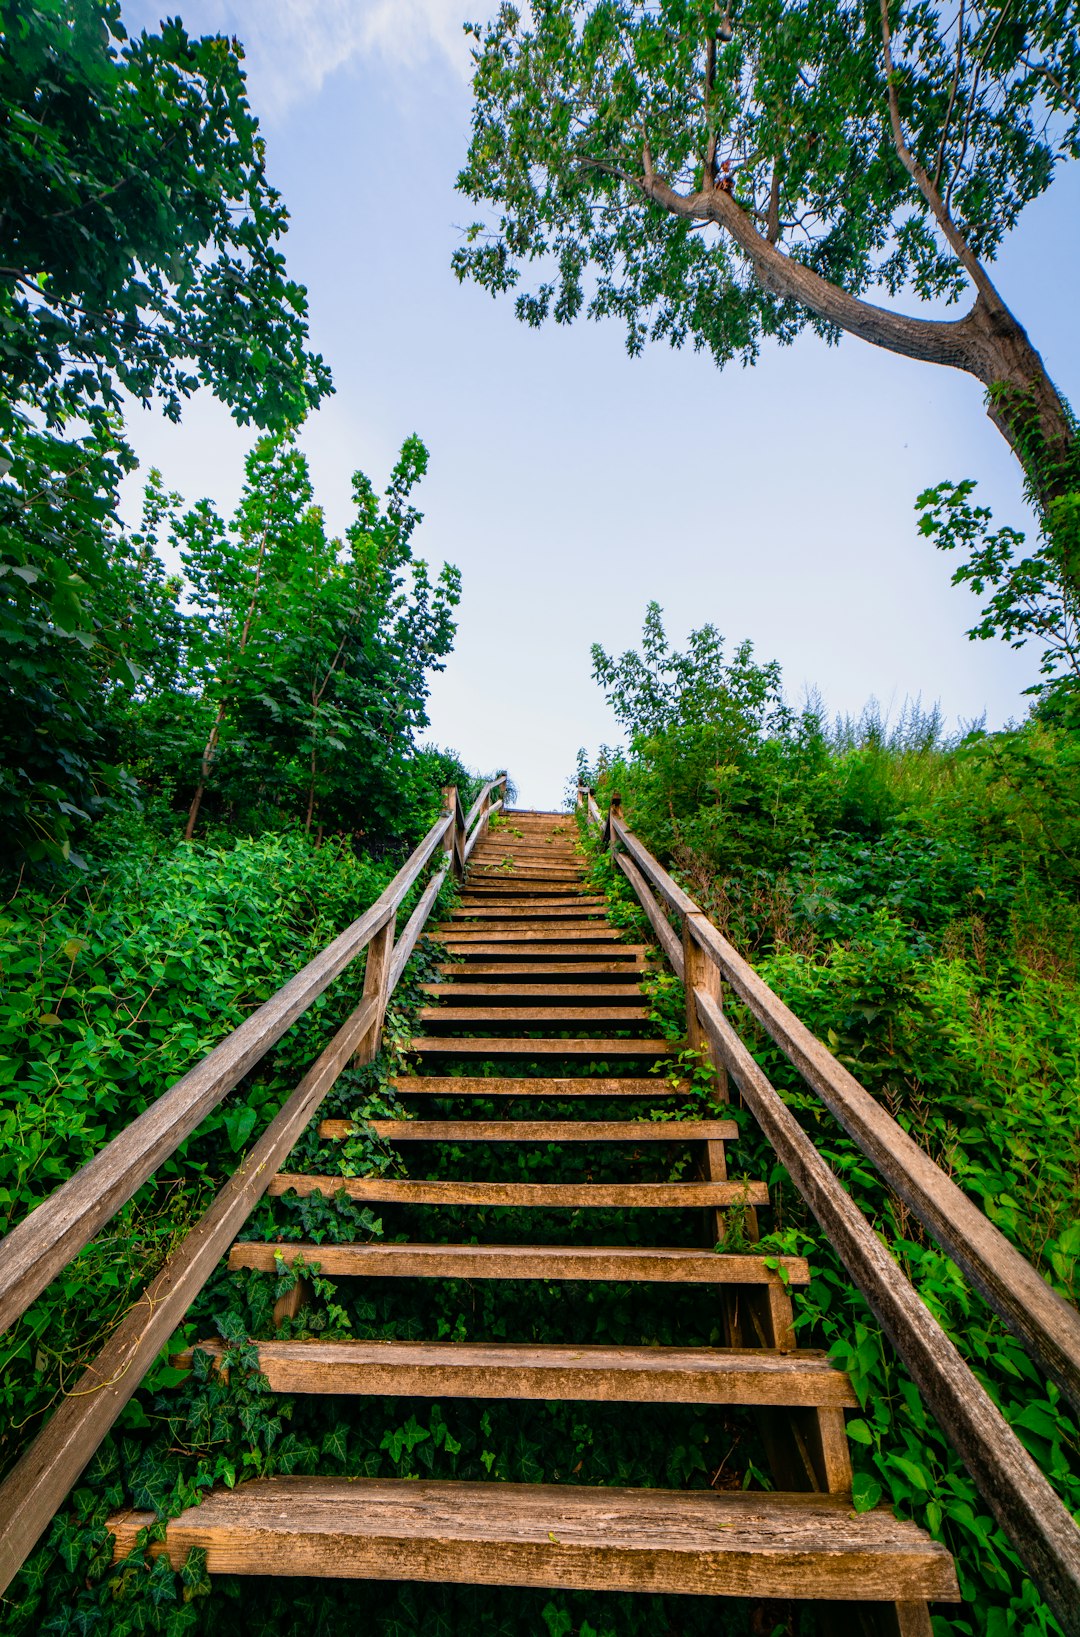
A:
[
  {"xmin": 120, "ymin": 433, "xmax": 462, "ymax": 846},
  {"xmin": 455, "ymin": 2, "xmax": 1080, "ymax": 564},
  {"xmin": 0, "ymin": 0, "xmax": 332, "ymax": 863}
]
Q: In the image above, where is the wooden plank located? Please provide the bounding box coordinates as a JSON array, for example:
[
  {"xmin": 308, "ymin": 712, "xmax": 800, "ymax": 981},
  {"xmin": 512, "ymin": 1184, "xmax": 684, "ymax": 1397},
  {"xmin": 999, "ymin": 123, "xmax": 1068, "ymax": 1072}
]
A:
[
  {"xmin": 389, "ymin": 1077, "xmax": 688, "ymax": 1098},
  {"xmin": 435, "ymin": 929, "xmax": 615, "ymax": 942},
  {"xmin": 687, "ymin": 917, "xmax": 1080, "ymax": 1416},
  {"xmin": 432, "ymin": 944, "xmax": 647, "ymax": 960},
  {"xmin": 109, "ymin": 1477, "xmax": 958, "ymax": 1600},
  {"xmin": 437, "ymin": 926, "xmax": 627, "ymax": 942},
  {"xmin": 694, "ymin": 987, "xmax": 1080, "ymax": 1634},
  {"xmin": 228, "ymin": 1241, "xmax": 811, "ymax": 1284},
  {"xmin": 434, "ymin": 964, "xmax": 647, "ymax": 978},
  {"xmin": 422, "ymin": 984, "xmax": 645, "ymax": 999},
  {"xmin": 267, "ymin": 1175, "xmax": 769, "ymax": 1208},
  {"xmin": 0, "ymin": 992, "xmax": 380, "ymax": 1599},
  {"xmin": 450, "ymin": 904, "xmax": 607, "ymax": 918},
  {"xmin": 407, "ymin": 1037, "xmax": 672, "ymax": 1056},
  {"xmin": 616, "ymin": 852, "xmax": 684, "ymax": 974},
  {"xmin": 388, "ymin": 866, "xmax": 448, "ymax": 993},
  {"xmin": 318, "ymin": 1119, "xmax": 738, "ymax": 1141},
  {"xmin": 175, "ymin": 1339, "xmax": 856, "ymax": 1407},
  {"xmin": 612, "ymin": 816, "xmax": 698, "ymax": 919},
  {"xmin": 417, "ymin": 1007, "xmax": 651, "ymax": 1023},
  {"xmin": 459, "ymin": 895, "xmax": 600, "ymax": 905}
]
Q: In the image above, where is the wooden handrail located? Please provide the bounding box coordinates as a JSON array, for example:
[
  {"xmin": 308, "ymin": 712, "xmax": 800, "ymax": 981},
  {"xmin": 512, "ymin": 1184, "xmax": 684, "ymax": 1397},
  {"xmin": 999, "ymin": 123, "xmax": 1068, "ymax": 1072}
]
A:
[
  {"xmin": 603, "ymin": 810, "xmax": 1080, "ymax": 1413},
  {"xmin": 0, "ymin": 783, "xmax": 505, "ymax": 1593},
  {"xmin": 592, "ymin": 802, "xmax": 1080, "ymax": 1632}
]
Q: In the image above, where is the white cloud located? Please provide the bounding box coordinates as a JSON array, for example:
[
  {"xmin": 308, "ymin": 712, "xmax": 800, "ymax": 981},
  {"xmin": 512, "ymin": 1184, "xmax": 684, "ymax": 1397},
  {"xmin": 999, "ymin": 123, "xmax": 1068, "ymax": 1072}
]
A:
[{"xmin": 123, "ymin": 0, "xmax": 473, "ymax": 118}]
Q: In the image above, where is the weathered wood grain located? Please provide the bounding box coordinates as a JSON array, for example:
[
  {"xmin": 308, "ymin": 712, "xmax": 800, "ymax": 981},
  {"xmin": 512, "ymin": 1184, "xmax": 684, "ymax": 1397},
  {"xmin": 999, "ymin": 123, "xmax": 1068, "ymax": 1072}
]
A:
[
  {"xmin": 388, "ymin": 1076, "xmax": 687, "ymax": 1098},
  {"xmin": 175, "ymin": 1339, "xmax": 856, "ymax": 1406},
  {"xmin": 407, "ymin": 1037, "xmax": 672, "ymax": 1056},
  {"xmin": 267, "ymin": 1175, "xmax": 769, "ymax": 1208},
  {"xmin": 108, "ymin": 1477, "xmax": 959, "ymax": 1600},
  {"xmin": 227, "ymin": 1241, "xmax": 810, "ymax": 1285},
  {"xmin": 317, "ymin": 1118, "xmax": 737, "ymax": 1141},
  {"xmin": 418, "ymin": 1006, "xmax": 652, "ymax": 1023}
]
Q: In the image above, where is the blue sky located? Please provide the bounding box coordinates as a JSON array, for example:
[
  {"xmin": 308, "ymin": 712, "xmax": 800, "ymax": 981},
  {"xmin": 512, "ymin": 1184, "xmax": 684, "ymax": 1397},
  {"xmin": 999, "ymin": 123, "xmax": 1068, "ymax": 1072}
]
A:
[{"xmin": 121, "ymin": 1, "xmax": 1080, "ymax": 808}]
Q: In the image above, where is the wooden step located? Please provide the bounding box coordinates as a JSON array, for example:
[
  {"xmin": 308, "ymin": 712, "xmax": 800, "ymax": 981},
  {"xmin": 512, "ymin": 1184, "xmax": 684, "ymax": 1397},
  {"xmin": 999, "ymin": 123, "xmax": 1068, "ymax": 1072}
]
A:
[
  {"xmin": 461, "ymin": 886, "xmax": 600, "ymax": 898},
  {"xmin": 438, "ymin": 923, "xmax": 619, "ymax": 939},
  {"xmin": 390, "ymin": 1077, "xmax": 689, "ymax": 1098},
  {"xmin": 422, "ymin": 984, "xmax": 645, "ymax": 1000},
  {"xmin": 434, "ymin": 964, "xmax": 646, "ymax": 978},
  {"xmin": 451, "ymin": 905, "xmax": 607, "ymax": 919},
  {"xmin": 318, "ymin": 1119, "xmax": 737, "ymax": 1142},
  {"xmin": 175, "ymin": 1339, "xmax": 856, "ymax": 1407},
  {"xmin": 408, "ymin": 1037, "xmax": 672, "ymax": 1056},
  {"xmin": 268, "ymin": 1175, "xmax": 768, "ymax": 1208},
  {"xmin": 436, "ymin": 946, "xmax": 647, "ymax": 962},
  {"xmin": 417, "ymin": 1006, "xmax": 652, "ymax": 1023},
  {"xmin": 109, "ymin": 1477, "xmax": 958, "ymax": 1600},
  {"xmin": 433, "ymin": 946, "xmax": 646, "ymax": 962},
  {"xmin": 227, "ymin": 1242, "xmax": 810, "ymax": 1285}
]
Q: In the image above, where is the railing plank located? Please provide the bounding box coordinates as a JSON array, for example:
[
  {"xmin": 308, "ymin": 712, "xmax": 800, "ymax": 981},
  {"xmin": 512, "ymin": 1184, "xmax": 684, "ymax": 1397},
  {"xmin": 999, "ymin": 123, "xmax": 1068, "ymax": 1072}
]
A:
[
  {"xmin": 0, "ymin": 992, "xmax": 379, "ymax": 1597},
  {"xmin": 464, "ymin": 798, "xmax": 504, "ymax": 865},
  {"xmin": 614, "ymin": 853, "xmax": 684, "ymax": 975},
  {"xmin": 694, "ymin": 988, "xmax": 1080, "ymax": 1637},
  {"xmin": 389, "ymin": 866, "xmax": 448, "ymax": 992},
  {"xmin": 0, "ymin": 811, "xmax": 452, "ymax": 1336},
  {"xmin": 611, "ymin": 816, "xmax": 698, "ymax": 918}
]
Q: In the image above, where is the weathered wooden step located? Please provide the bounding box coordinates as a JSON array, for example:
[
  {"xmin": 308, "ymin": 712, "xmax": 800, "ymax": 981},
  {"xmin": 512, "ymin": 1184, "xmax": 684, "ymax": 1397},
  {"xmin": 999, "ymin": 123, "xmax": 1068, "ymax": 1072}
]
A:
[
  {"xmin": 423, "ymin": 984, "xmax": 645, "ymax": 1000},
  {"xmin": 390, "ymin": 1076, "xmax": 688, "ymax": 1098},
  {"xmin": 408, "ymin": 1036, "xmax": 672, "ymax": 1056},
  {"xmin": 417, "ymin": 1006, "xmax": 652, "ymax": 1023},
  {"xmin": 438, "ymin": 922, "xmax": 620, "ymax": 939},
  {"xmin": 461, "ymin": 890, "xmax": 598, "ymax": 903},
  {"xmin": 109, "ymin": 1477, "xmax": 958, "ymax": 1600},
  {"xmin": 434, "ymin": 963, "xmax": 646, "ymax": 978},
  {"xmin": 437, "ymin": 946, "xmax": 645, "ymax": 963},
  {"xmin": 175, "ymin": 1339, "xmax": 856, "ymax": 1406},
  {"xmin": 228, "ymin": 1242, "xmax": 809, "ymax": 1285},
  {"xmin": 268, "ymin": 1175, "xmax": 768, "ymax": 1208},
  {"xmin": 451, "ymin": 905, "xmax": 607, "ymax": 918},
  {"xmin": 318, "ymin": 1118, "xmax": 737, "ymax": 1142}
]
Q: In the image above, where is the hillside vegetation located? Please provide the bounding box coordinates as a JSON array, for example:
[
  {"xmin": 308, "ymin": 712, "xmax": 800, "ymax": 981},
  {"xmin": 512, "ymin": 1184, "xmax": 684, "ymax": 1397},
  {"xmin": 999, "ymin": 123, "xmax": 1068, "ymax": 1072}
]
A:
[{"xmin": 579, "ymin": 602, "xmax": 1080, "ymax": 1635}]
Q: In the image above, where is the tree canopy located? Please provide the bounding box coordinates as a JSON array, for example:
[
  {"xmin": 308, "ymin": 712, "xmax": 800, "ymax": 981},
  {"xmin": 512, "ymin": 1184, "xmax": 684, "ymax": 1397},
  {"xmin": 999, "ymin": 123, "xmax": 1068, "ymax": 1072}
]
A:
[
  {"xmin": 455, "ymin": 1, "xmax": 1080, "ymax": 650},
  {"xmin": 0, "ymin": 0, "xmax": 334, "ymax": 864}
]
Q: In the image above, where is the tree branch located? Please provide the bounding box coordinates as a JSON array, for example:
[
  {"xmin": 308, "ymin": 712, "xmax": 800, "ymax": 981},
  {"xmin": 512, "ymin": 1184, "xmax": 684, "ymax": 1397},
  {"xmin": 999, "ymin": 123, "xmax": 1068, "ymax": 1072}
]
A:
[
  {"xmin": 878, "ymin": 0, "xmax": 1004, "ymax": 312},
  {"xmin": 637, "ymin": 167, "xmax": 991, "ymax": 376}
]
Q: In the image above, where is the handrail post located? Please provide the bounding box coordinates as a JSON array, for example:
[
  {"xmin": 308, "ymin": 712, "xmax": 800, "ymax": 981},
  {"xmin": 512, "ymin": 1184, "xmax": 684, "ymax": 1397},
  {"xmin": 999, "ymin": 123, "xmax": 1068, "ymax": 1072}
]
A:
[
  {"xmin": 353, "ymin": 911, "xmax": 394, "ymax": 1064},
  {"xmin": 576, "ymin": 782, "xmax": 588, "ymax": 812},
  {"xmin": 608, "ymin": 791, "xmax": 622, "ymax": 859},
  {"xmin": 442, "ymin": 785, "xmax": 464, "ymax": 881},
  {"xmin": 683, "ymin": 914, "xmax": 728, "ymax": 1103}
]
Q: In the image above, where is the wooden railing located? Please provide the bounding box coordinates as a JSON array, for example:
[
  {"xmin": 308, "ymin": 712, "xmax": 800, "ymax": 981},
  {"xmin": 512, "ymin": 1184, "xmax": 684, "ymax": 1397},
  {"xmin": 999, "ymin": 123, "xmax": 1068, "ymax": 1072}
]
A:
[
  {"xmin": 0, "ymin": 777, "xmax": 505, "ymax": 1597},
  {"xmin": 577, "ymin": 785, "xmax": 1080, "ymax": 1635}
]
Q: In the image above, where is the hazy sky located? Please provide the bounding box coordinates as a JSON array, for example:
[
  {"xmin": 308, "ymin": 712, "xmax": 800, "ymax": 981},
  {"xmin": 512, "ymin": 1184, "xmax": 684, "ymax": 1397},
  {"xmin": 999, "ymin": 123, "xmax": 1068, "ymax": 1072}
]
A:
[{"xmin": 121, "ymin": 0, "xmax": 1080, "ymax": 809}]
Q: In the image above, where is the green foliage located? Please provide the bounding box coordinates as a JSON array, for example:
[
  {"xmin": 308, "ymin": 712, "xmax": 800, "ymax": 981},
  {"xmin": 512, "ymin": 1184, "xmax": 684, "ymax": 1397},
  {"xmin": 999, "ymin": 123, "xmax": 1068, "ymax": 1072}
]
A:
[
  {"xmin": 118, "ymin": 431, "xmax": 462, "ymax": 846},
  {"xmin": 455, "ymin": 2, "xmax": 1077, "ymax": 357},
  {"xmin": 0, "ymin": 0, "xmax": 331, "ymax": 867},
  {"xmin": 0, "ymin": 822, "xmax": 402, "ymax": 1481},
  {"xmin": 579, "ymin": 608, "xmax": 1080, "ymax": 1634},
  {"xmin": 917, "ymin": 472, "xmax": 1080, "ymax": 717}
]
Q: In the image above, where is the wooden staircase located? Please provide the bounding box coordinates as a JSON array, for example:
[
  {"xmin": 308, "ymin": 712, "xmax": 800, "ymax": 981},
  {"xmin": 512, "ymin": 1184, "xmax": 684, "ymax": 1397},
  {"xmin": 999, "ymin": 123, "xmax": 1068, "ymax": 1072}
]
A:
[{"xmin": 110, "ymin": 810, "xmax": 958, "ymax": 1627}]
